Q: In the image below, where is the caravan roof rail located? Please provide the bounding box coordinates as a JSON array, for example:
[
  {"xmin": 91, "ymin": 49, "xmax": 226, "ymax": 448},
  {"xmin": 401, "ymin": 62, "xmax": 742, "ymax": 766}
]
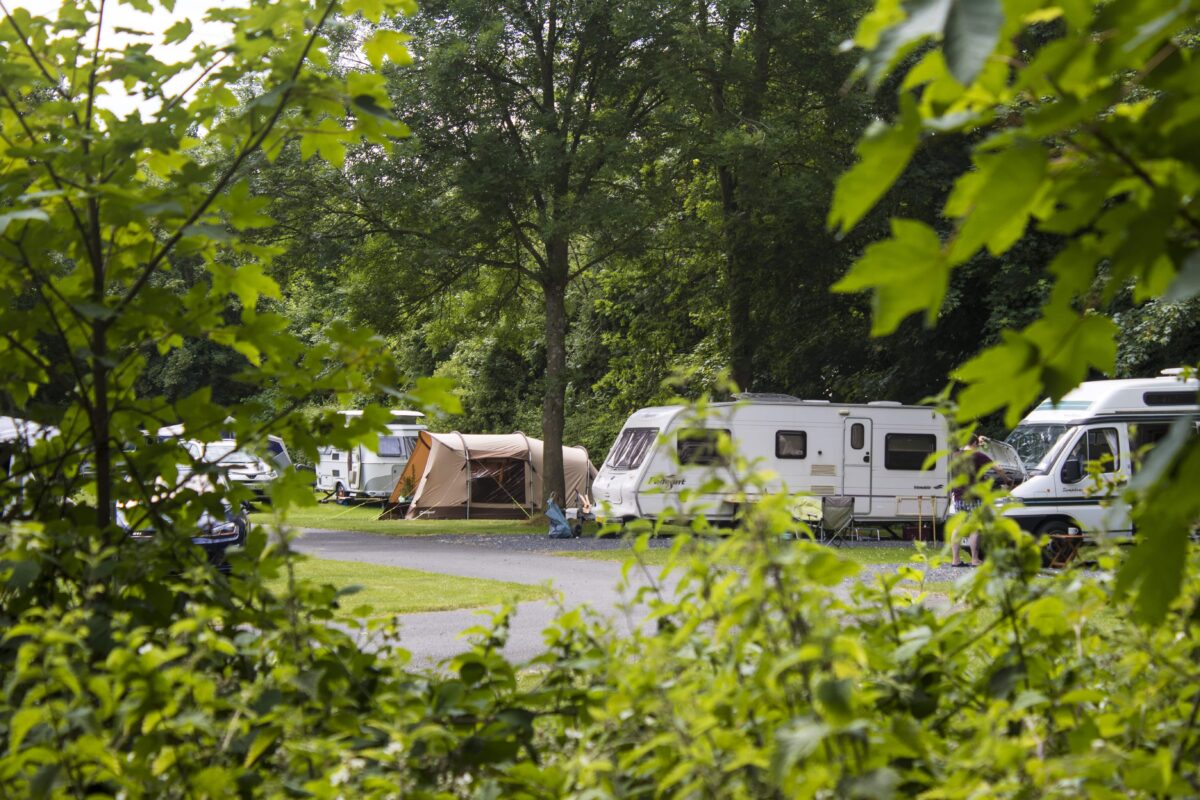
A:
[{"xmin": 734, "ymin": 392, "xmax": 803, "ymax": 403}]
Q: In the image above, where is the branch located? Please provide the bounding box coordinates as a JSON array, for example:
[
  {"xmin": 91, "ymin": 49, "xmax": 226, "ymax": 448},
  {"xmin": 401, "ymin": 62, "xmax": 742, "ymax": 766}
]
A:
[
  {"xmin": 0, "ymin": 0, "xmax": 81, "ymax": 120},
  {"xmin": 116, "ymin": 0, "xmax": 343, "ymax": 316}
]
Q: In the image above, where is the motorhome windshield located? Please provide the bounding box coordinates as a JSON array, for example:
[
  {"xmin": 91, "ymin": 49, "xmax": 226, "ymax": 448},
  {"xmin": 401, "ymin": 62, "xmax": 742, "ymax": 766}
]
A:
[
  {"xmin": 1005, "ymin": 423, "xmax": 1071, "ymax": 470},
  {"xmin": 605, "ymin": 427, "xmax": 658, "ymax": 470}
]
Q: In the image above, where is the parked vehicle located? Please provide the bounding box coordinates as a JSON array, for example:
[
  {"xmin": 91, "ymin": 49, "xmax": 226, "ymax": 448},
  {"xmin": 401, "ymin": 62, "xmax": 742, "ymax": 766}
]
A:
[
  {"xmin": 315, "ymin": 410, "xmax": 427, "ymax": 500},
  {"xmin": 118, "ymin": 471, "xmax": 247, "ymax": 572},
  {"xmin": 1001, "ymin": 370, "xmax": 1199, "ymax": 538},
  {"xmin": 184, "ymin": 439, "xmax": 278, "ymax": 499},
  {"xmin": 156, "ymin": 424, "xmax": 289, "ymax": 499},
  {"xmin": 593, "ymin": 394, "xmax": 950, "ymax": 526}
]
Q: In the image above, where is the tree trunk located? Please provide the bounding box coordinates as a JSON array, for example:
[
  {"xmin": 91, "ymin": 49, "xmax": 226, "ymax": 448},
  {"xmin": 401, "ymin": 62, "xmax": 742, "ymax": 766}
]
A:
[
  {"xmin": 715, "ymin": 0, "xmax": 772, "ymax": 394},
  {"xmin": 540, "ymin": 240, "xmax": 569, "ymax": 508},
  {"xmin": 718, "ymin": 164, "xmax": 754, "ymax": 392}
]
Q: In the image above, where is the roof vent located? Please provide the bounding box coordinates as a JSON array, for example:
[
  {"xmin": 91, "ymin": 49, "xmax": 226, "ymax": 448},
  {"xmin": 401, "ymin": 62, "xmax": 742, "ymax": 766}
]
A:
[
  {"xmin": 867, "ymin": 400, "xmax": 903, "ymax": 406},
  {"xmin": 1160, "ymin": 367, "xmax": 1187, "ymax": 376},
  {"xmin": 801, "ymin": 399, "xmax": 831, "ymax": 404},
  {"xmin": 734, "ymin": 392, "xmax": 802, "ymax": 403}
]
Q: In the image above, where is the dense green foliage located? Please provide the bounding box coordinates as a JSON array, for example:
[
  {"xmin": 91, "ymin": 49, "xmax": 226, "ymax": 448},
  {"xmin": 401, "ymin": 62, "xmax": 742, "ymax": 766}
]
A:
[
  {"xmin": 2, "ymin": 0, "xmax": 1199, "ymax": 797},
  {"xmin": 243, "ymin": 0, "xmax": 1200, "ymax": 460},
  {"xmin": 830, "ymin": 0, "xmax": 1200, "ymax": 622}
]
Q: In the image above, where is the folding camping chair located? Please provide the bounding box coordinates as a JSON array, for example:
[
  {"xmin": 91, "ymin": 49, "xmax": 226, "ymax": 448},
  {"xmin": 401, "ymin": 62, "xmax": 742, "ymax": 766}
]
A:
[{"xmin": 820, "ymin": 496, "xmax": 855, "ymax": 547}]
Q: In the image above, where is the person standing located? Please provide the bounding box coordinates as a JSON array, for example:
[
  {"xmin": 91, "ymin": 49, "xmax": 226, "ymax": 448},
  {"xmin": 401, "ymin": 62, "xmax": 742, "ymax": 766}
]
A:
[{"xmin": 950, "ymin": 436, "xmax": 993, "ymax": 567}]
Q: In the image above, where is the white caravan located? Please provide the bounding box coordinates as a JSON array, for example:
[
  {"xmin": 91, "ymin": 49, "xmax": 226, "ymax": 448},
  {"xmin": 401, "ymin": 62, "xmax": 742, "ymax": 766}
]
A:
[
  {"xmin": 592, "ymin": 395, "xmax": 950, "ymax": 526},
  {"xmin": 1002, "ymin": 371, "xmax": 1199, "ymax": 538},
  {"xmin": 316, "ymin": 410, "xmax": 427, "ymax": 499}
]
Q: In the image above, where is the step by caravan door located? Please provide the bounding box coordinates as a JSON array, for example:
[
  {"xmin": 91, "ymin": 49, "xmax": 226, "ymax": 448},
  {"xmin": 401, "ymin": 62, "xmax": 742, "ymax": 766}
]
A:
[{"xmin": 843, "ymin": 418, "xmax": 873, "ymax": 515}]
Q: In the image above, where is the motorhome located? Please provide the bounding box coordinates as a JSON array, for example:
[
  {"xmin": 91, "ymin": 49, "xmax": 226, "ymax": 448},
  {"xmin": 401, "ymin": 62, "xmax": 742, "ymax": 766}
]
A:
[
  {"xmin": 592, "ymin": 395, "xmax": 950, "ymax": 526},
  {"xmin": 316, "ymin": 410, "xmax": 427, "ymax": 500},
  {"xmin": 1002, "ymin": 371, "xmax": 1199, "ymax": 538}
]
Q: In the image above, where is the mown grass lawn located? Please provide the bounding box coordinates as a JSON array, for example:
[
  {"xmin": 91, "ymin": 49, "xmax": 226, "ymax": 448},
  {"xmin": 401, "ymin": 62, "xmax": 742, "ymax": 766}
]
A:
[
  {"xmin": 266, "ymin": 557, "xmax": 548, "ymax": 618},
  {"xmin": 250, "ymin": 498, "xmax": 602, "ymax": 537}
]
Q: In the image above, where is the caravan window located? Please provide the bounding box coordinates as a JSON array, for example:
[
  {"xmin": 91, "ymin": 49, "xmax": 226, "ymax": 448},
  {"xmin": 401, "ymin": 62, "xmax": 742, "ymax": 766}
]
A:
[
  {"xmin": 469, "ymin": 458, "xmax": 526, "ymax": 504},
  {"xmin": 677, "ymin": 429, "xmax": 730, "ymax": 466},
  {"xmin": 850, "ymin": 423, "xmax": 865, "ymax": 450},
  {"xmin": 884, "ymin": 433, "xmax": 936, "ymax": 471},
  {"xmin": 1144, "ymin": 391, "xmax": 1196, "ymax": 406},
  {"xmin": 377, "ymin": 436, "xmax": 413, "ymax": 458},
  {"xmin": 606, "ymin": 428, "xmax": 658, "ymax": 470},
  {"xmin": 775, "ymin": 431, "xmax": 807, "ymax": 459},
  {"xmin": 1130, "ymin": 422, "xmax": 1172, "ymax": 472},
  {"xmin": 1062, "ymin": 428, "xmax": 1120, "ymax": 482}
]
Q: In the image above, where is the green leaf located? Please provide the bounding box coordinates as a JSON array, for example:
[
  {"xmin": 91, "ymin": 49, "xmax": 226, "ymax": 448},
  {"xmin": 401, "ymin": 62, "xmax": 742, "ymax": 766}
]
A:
[
  {"xmin": 945, "ymin": 143, "xmax": 1046, "ymax": 263},
  {"xmin": 363, "ymin": 29, "xmax": 413, "ymax": 70},
  {"xmin": 243, "ymin": 727, "xmax": 280, "ymax": 768},
  {"xmin": 1163, "ymin": 249, "xmax": 1200, "ymax": 303},
  {"xmin": 953, "ymin": 333, "xmax": 1042, "ymax": 425},
  {"xmin": 0, "ymin": 208, "xmax": 49, "ymax": 236},
  {"xmin": 832, "ymin": 218, "xmax": 948, "ymax": 335},
  {"xmin": 863, "ymin": 0, "xmax": 953, "ymax": 87},
  {"xmin": 772, "ymin": 718, "xmax": 830, "ymax": 778},
  {"xmin": 1116, "ymin": 518, "xmax": 1188, "ymax": 625},
  {"xmin": 828, "ymin": 96, "xmax": 920, "ymax": 235},
  {"xmin": 943, "ymin": 0, "xmax": 1003, "ymax": 85},
  {"xmin": 343, "ymin": 0, "xmax": 385, "ymax": 22},
  {"xmin": 163, "ymin": 19, "xmax": 192, "ymax": 45},
  {"xmin": 9, "ymin": 707, "xmax": 43, "ymax": 752}
]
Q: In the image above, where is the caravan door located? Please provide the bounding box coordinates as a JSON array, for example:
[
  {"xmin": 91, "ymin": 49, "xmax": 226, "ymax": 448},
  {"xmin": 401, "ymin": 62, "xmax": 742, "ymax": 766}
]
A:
[{"xmin": 843, "ymin": 418, "xmax": 873, "ymax": 515}]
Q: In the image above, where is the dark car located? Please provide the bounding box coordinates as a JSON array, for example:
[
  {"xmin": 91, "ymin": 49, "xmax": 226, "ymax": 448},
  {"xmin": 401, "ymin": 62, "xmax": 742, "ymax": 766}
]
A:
[{"xmin": 117, "ymin": 472, "xmax": 248, "ymax": 572}]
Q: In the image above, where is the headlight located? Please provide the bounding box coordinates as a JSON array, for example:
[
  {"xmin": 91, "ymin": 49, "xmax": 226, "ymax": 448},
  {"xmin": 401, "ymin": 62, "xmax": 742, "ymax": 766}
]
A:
[{"xmin": 207, "ymin": 521, "xmax": 239, "ymax": 536}]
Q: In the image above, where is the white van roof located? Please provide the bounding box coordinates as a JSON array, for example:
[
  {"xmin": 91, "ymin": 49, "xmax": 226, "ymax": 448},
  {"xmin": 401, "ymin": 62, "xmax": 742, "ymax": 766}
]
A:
[{"xmin": 1022, "ymin": 373, "xmax": 1199, "ymax": 424}]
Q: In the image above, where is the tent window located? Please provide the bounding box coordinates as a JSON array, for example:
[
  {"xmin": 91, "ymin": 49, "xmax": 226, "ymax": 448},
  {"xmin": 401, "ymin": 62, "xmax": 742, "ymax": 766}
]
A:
[
  {"xmin": 884, "ymin": 433, "xmax": 936, "ymax": 471},
  {"xmin": 678, "ymin": 429, "xmax": 730, "ymax": 466},
  {"xmin": 470, "ymin": 458, "xmax": 526, "ymax": 504},
  {"xmin": 606, "ymin": 427, "xmax": 658, "ymax": 470}
]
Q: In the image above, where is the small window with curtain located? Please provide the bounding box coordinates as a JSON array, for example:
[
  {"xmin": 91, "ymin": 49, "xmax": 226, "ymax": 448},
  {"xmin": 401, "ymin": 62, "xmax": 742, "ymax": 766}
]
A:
[
  {"xmin": 850, "ymin": 423, "xmax": 865, "ymax": 450},
  {"xmin": 884, "ymin": 433, "xmax": 936, "ymax": 471},
  {"xmin": 1063, "ymin": 427, "xmax": 1120, "ymax": 482},
  {"xmin": 677, "ymin": 429, "xmax": 730, "ymax": 466},
  {"xmin": 775, "ymin": 431, "xmax": 807, "ymax": 459}
]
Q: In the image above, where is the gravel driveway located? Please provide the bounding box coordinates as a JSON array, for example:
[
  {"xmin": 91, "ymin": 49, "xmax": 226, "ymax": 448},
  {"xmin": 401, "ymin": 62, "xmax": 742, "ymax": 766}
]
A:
[
  {"xmin": 289, "ymin": 530, "xmax": 675, "ymax": 668},
  {"xmin": 288, "ymin": 530, "xmax": 1085, "ymax": 668}
]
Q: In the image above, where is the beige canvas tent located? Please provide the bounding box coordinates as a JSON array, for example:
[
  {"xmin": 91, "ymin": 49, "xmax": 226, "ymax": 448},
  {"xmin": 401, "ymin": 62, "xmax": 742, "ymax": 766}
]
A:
[{"xmin": 388, "ymin": 431, "xmax": 597, "ymax": 519}]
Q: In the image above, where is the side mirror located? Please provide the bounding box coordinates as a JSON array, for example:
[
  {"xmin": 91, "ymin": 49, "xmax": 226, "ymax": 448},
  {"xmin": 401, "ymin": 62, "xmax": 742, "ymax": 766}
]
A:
[{"xmin": 1061, "ymin": 458, "xmax": 1083, "ymax": 484}]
